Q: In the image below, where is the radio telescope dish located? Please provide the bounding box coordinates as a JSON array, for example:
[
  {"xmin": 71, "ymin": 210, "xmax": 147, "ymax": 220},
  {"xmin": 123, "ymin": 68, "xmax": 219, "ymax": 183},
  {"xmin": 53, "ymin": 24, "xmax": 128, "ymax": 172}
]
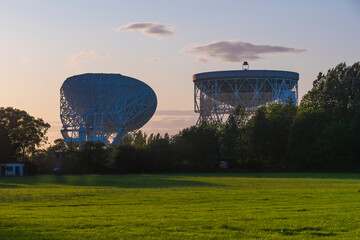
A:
[
  {"xmin": 194, "ymin": 69, "xmax": 299, "ymax": 123},
  {"xmin": 60, "ymin": 73, "xmax": 157, "ymax": 147}
]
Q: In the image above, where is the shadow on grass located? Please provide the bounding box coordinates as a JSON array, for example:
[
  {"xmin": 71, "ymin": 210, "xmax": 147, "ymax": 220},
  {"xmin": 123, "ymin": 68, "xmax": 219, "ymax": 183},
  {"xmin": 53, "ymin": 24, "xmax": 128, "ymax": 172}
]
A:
[
  {"xmin": 0, "ymin": 184, "xmax": 23, "ymax": 188},
  {"xmin": 1, "ymin": 172, "xmax": 360, "ymax": 189},
  {"xmin": 0, "ymin": 229, "xmax": 50, "ymax": 240},
  {"xmin": 263, "ymin": 227, "xmax": 337, "ymax": 236},
  {"xmin": 0, "ymin": 174, "xmax": 221, "ymax": 189},
  {"xmin": 185, "ymin": 172, "xmax": 360, "ymax": 180},
  {"xmin": 219, "ymin": 224, "xmax": 244, "ymax": 232}
]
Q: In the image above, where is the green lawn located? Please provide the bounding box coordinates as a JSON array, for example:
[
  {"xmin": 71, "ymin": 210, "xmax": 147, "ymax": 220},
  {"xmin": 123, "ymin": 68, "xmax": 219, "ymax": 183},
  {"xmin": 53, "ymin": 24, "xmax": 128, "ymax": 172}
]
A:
[{"xmin": 1, "ymin": 173, "xmax": 360, "ymax": 239}]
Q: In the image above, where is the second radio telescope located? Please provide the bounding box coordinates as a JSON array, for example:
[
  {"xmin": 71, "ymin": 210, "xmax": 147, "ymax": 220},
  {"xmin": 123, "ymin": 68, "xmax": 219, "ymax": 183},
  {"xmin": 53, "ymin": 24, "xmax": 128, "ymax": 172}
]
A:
[{"xmin": 194, "ymin": 66, "xmax": 299, "ymax": 123}]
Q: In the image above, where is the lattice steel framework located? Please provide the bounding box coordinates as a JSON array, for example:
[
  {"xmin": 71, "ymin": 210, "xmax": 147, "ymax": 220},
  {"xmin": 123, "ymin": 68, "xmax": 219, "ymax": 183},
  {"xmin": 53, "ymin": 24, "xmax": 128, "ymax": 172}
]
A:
[
  {"xmin": 194, "ymin": 70, "xmax": 299, "ymax": 123},
  {"xmin": 60, "ymin": 73, "xmax": 157, "ymax": 148}
]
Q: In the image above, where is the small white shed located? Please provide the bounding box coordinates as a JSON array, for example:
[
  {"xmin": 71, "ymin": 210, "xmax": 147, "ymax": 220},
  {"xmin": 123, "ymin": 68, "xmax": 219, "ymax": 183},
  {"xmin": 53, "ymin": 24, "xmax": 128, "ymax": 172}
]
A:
[{"xmin": 0, "ymin": 163, "xmax": 25, "ymax": 176}]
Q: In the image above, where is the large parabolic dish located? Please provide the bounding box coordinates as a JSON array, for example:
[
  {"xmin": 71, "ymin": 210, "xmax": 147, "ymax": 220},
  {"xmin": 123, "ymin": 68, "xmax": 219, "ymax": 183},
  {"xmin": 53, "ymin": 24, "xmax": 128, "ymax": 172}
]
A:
[
  {"xmin": 194, "ymin": 69, "xmax": 299, "ymax": 123},
  {"xmin": 60, "ymin": 73, "xmax": 157, "ymax": 147}
]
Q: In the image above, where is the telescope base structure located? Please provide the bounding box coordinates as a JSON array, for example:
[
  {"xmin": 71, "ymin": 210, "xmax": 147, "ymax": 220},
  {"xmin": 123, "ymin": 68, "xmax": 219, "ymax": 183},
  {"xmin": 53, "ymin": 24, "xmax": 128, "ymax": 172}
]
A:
[
  {"xmin": 60, "ymin": 127, "xmax": 126, "ymax": 148},
  {"xmin": 193, "ymin": 70, "xmax": 299, "ymax": 124}
]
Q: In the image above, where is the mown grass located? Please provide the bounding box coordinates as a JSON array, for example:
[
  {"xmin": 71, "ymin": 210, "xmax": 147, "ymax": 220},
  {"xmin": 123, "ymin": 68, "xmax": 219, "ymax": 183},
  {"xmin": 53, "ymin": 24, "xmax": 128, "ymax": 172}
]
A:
[{"xmin": 1, "ymin": 173, "xmax": 360, "ymax": 239}]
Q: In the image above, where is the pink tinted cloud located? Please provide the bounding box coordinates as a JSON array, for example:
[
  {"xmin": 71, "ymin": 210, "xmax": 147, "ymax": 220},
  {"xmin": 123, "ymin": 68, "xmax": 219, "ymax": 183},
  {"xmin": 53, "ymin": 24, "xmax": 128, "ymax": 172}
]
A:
[
  {"xmin": 116, "ymin": 22, "xmax": 174, "ymax": 38},
  {"xmin": 182, "ymin": 41, "xmax": 305, "ymax": 63}
]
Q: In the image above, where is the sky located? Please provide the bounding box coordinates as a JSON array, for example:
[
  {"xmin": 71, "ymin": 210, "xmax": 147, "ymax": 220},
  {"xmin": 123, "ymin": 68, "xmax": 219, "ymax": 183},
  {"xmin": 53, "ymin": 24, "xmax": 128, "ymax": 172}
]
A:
[{"xmin": 0, "ymin": 0, "xmax": 359, "ymax": 144}]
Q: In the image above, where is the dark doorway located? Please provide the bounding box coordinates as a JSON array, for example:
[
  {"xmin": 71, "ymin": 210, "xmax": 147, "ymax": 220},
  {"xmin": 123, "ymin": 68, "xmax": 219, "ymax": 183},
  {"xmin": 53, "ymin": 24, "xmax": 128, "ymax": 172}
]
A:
[{"xmin": 15, "ymin": 166, "xmax": 20, "ymax": 176}]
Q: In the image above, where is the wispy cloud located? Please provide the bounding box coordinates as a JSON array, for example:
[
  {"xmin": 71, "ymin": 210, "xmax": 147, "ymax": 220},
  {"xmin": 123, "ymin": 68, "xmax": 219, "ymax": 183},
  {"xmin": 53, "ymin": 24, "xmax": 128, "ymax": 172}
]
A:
[
  {"xmin": 116, "ymin": 22, "xmax": 174, "ymax": 38},
  {"xmin": 181, "ymin": 41, "xmax": 306, "ymax": 63},
  {"xmin": 66, "ymin": 50, "xmax": 107, "ymax": 65}
]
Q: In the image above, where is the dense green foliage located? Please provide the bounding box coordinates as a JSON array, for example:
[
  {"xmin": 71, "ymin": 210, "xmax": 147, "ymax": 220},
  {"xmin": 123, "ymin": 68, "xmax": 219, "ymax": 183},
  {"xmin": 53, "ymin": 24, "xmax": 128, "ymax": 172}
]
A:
[
  {"xmin": 1, "ymin": 173, "xmax": 360, "ymax": 239},
  {"xmin": 0, "ymin": 107, "xmax": 50, "ymax": 166},
  {"xmin": 241, "ymin": 103, "xmax": 297, "ymax": 171},
  {"xmin": 289, "ymin": 62, "xmax": 360, "ymax": 171},
  {"xmin": 65, "ymin": 141, "xmax": 110, "ymax": 174}
]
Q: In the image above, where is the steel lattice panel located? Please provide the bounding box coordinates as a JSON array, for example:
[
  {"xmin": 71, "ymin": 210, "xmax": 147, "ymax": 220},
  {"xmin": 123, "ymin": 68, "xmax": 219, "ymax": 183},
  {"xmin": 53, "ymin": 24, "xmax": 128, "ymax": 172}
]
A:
[
  {"xmin": 60, "ymin": 73, "xmax": 157, "ymax": 147},
  {"xmin": 193, "ymin": 70, "xmax": 299, "ymax": 123}
]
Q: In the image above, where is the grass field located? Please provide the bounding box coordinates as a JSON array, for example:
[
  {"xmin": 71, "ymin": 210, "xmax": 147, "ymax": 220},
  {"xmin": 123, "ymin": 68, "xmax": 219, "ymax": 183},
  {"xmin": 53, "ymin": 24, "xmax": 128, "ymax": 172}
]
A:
[{"xmin": 1, "ymin": 173, "xmax": 360, "ymax": 239}]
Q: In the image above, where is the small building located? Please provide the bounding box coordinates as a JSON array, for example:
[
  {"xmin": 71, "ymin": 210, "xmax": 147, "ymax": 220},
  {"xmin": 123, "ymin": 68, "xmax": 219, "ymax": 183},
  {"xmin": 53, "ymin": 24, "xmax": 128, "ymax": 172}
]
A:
[
  {"xmin": 219, "ymin": 161, "xmax": 229, "ymax": 169},
  {"xmin": 0, "ymin": 163, "xmax": 25, "ymax": 176}
]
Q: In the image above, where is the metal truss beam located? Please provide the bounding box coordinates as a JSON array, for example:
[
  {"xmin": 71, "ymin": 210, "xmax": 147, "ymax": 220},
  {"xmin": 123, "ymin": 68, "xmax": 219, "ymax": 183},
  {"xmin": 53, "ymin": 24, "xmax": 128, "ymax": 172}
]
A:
[
  {"xmin": 194, "ymin": 74, "xmax": 298, "ymax": 124},
  {"xmin": 60, "ymin": 73, "xmax": 157, "ymax": 148}
]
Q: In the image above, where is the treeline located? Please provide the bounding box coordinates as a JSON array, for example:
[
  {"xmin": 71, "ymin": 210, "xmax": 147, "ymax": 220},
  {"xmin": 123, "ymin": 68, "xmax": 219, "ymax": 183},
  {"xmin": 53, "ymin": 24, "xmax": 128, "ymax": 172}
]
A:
[
  {"xmin": 57, "ymin": 62, "xmax": 360, "ymax": 173},
  {"xmin": 59, "ymin": 126, "xmax": 224, "ymax": 174},
  {"xmin": 1, "ymin": 62, "xmax": 359, "ymax": 174}
]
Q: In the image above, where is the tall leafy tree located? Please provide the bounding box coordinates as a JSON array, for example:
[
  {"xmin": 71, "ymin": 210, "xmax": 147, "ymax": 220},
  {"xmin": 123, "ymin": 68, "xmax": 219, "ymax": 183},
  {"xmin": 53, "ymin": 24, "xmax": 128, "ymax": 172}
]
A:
[
  {"xmin": 243, "ymin": 106, "xmax": 270, "ymax": 170},
  {"xmin": 133, "ymin": 130, "xmax": 147, "ymax": 146},
  {"xmin": 301, "ymin": 62, "xmax": 360, "ymax": 117},
  {"xmin": 172, "ymin": 121, "xmax": 222, "ymax": 171},
  {"xmin": 289, "ymin": 62, "xmax": 360, "ymax": 171},
  {"xmin": 266, "ymin": 103, "xmax": 297, "ymax": 169},
  {"xmin": 288, "ymin": 110, "xmax": 330, "ymax": 170},
  {"xmin": 243, "ymin": 103, "xmax": 297, "ymax": 170},
  {"xmin": 0, "ymin": 125, "xmax": 13, "ymax": 163},
  {"xmin": 67, "ymin": 141, "xmax": 110, "ymax": 174},
  {"xmin": 0, "ymin": 107, "xmax": 50, "ymax": 162},
  {"xmin": 221, "ymin": 105, "xmax": 248, "ymax": 165}
]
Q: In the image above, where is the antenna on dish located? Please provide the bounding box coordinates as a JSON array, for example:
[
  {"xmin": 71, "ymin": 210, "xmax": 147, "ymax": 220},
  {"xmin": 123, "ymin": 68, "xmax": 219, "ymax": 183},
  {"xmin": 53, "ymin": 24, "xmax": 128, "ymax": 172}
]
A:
[{"xmin": 242, "ymin": 61, "xmax": 249, "ymax": 70}]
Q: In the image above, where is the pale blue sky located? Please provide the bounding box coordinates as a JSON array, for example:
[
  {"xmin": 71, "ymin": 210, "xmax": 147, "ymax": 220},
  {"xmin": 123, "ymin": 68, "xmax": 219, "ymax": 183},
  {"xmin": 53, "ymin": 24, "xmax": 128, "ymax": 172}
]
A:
[{"xmin": 0, "ymin": 0, "xmax": 359, "ymax": 142}]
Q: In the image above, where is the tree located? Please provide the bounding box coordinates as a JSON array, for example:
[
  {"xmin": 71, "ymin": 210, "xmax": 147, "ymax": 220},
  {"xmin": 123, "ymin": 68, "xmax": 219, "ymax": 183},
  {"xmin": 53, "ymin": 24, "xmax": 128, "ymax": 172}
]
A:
[
  {"xmin": 119, "ymin": 134, "xmax": 133, "ymax": 145},
  {"xmin": 133, "ymin": 131, "xmax": 147, "ymax": 146},
  {"xmin": 172, "ymin": 122, "xmax": 222, "ymax": 172},
  {"xmin": 265, "ymin": 103, "xmax": 297, "ymax": 169},
  {"xmin": 289, "ymin": 62, "xmax": 360, "ymax": 171},
  {"xmin": 300, "ymin": 62, "xmax": 360, "ymax": 118},
  {"xmin": 243, "ymin": 106, "xmax": 270, "ymax": 170},
  {"xmin": 242, "ymin": 103, "xmax": 297, "ymax": 171},
  {"xmin": 52, "ymin": 138, "xmax": 68, "ymax": 152},
  {"xmin": 29, "ymin": 138, "xmax": 69, "ymax": 174},
  {"xmin": 221, "ymin": 105, "xmax": 248, "ymax": 166},
  {"xmin": 147, "ymin": 134, "xmax": 173, "ymax": 173},
  {"xmin": 66, "ymin": 141, "xmax": 110, "ymax": 174},
  {"xmin": 0, "ymin": 125, "xmax": 13, "ymax": 163},
  {"xmin": 112, "ymin": 144, "xmax": 149, "ymax": 173},
  {"xmin": 0, "ymin": 107, "xmax": 50, "ymax": 162}
]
